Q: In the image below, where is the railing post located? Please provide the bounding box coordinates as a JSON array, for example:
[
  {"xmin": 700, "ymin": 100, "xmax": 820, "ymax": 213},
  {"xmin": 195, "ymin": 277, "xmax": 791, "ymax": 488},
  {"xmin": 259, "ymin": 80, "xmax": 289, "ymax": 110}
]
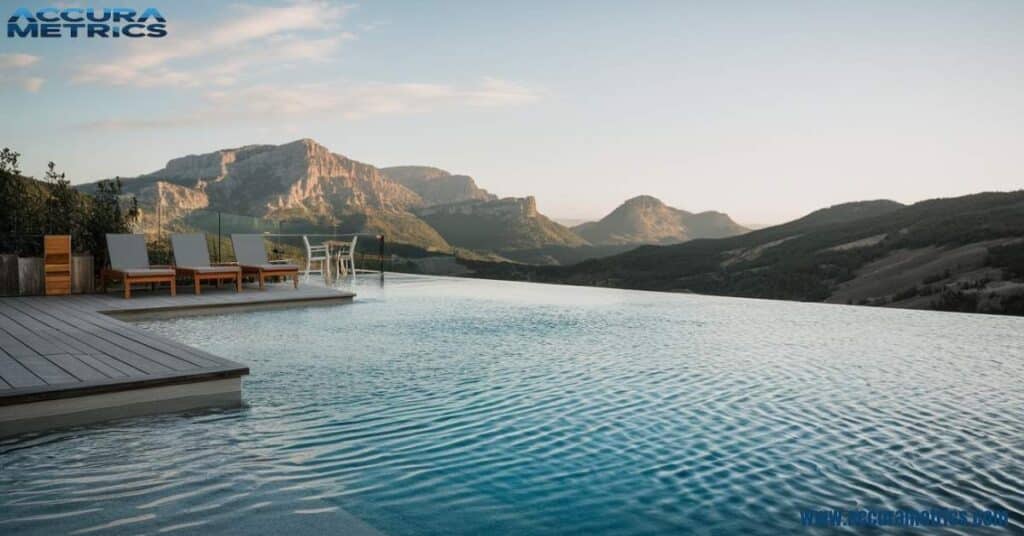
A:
[
  {"xmin": 217, "ymin": 211, "xmax": 222, "ymax": 263},
  {"xmin": 156, "ymin": 188, "xmax": 162, "ymax": 239},
  {"xmin": 379, "ymin": 234, "xmax": 385, "ymax": 283}
]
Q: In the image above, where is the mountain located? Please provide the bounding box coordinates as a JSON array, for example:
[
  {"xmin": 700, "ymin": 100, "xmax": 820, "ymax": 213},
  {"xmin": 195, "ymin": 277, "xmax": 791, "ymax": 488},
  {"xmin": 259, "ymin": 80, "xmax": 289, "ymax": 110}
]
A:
[
  {"xmin": 416, "ymin": 196, "xmax": 588, "ymax": 251},
  {"xmin": 786, "ymin": 199, "xmax": 905, "ymax": 228},
  {"xmin": 463, "ymin": 193, "xmax": 1024, "ymax": 315},
  {"xmin": 380, "ymin": 166, "xmax": 496, "ymax": 206},
  {"xmin": 132, "ymin": 139, "xmax": 424, "ymax": 216},
  {"xmin": 573, "ymin": 195, "xmax": 748, "ymax": 245},
  {"xmin": 79, "ymin": 139, "xmax": 586, "ymax": 254},
  {"xmin": 80, "ymin": 140, "xmax": 451, "ymax": 249}
]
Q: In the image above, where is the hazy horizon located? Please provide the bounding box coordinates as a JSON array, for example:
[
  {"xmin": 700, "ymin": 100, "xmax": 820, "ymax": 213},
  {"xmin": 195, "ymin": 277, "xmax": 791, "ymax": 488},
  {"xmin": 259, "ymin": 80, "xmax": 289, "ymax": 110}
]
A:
[{"xmin": 1, "ymin": 0, "xmax": 1022, "ymax": 223}]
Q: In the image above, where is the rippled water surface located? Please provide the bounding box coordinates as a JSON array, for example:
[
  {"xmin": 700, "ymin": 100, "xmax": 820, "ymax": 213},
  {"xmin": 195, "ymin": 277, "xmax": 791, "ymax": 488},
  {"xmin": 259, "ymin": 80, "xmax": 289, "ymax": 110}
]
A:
[{"xmin": 2, "ymin": 275, "xmax": 1023, "ymax": 534}]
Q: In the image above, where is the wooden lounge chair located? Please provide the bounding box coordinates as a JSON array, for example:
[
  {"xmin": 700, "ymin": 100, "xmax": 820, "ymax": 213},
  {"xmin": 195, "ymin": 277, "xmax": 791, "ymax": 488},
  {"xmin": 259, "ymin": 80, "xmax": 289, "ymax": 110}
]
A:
[
  {"xmin": 101, "ymin": 234, "xmax": 176, "ymax": 298},
  {"xmin": 231, "ymin": 234, "xmax": 300, "ymax": 290},
  {"xmin": 171, "ymin": 233, "xmax": 242, "ymax": 295}
]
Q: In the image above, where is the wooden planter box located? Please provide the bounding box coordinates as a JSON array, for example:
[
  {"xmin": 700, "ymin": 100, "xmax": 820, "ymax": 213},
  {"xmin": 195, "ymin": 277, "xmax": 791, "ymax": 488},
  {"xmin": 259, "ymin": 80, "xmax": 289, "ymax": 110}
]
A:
[
  {"xmin": 72, "ymin": 254, "xmax": 95, "ymax": 294},
  {"xmin": 18, "ymin": 257, "xmax": 44, "ymax": 296},
  {"xmin": 0, "ymin": 254, "xmax": 96, "ymax": 296},
  {"xmin": 0, "ymin": 254, "xmax": 18, "ymax": 297}
]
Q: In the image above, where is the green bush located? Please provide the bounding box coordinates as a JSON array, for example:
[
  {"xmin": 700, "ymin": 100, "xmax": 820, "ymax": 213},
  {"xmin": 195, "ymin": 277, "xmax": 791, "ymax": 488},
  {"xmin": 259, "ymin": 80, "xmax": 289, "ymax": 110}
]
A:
[{"xmin": 0, "ymin": 148, "xmax": 137, "ymax": 263}]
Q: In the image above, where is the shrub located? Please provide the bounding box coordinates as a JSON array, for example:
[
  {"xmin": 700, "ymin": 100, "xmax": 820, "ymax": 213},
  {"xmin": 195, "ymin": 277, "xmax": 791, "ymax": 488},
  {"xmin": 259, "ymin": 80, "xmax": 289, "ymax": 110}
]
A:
[{"xmin": 1, "ymin": 149, "xmax": 138, "ymax": 264}]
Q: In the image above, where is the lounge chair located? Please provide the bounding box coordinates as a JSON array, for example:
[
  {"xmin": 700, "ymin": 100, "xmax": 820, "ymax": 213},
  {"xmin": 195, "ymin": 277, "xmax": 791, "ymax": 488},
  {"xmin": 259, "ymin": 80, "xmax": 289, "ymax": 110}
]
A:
[
  {"xmin": 171, "ymin": 233, "xmax": 242, "ymax": 295},
  {"xmin": 231, "ymin": 234, "xmax": 300, "ymax": 289},
  {"xmin": 101, "ymin": 234, "xmax": 176, "ymax": 298}
]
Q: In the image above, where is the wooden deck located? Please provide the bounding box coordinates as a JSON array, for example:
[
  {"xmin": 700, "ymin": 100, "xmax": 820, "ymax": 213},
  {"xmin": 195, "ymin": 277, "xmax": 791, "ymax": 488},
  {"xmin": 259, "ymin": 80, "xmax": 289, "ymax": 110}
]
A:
[{"xmin": 0, "ymin": 282, "xmax": 355, "ymax": 434}]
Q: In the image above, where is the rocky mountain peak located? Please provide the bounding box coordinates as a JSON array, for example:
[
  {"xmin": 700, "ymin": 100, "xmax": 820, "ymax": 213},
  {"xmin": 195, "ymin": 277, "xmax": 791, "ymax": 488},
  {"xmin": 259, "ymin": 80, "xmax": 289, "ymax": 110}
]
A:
[
  {"xmin": 574, "ymin": 196, "xmax": 747, "ymax": 245},
  {"xmin": 620, "ymin": 195, "xmax": 668, "ymax": 209},
  {"xmin": 113, "ymin": 139, "xmax": 425, "ymax": 224}
]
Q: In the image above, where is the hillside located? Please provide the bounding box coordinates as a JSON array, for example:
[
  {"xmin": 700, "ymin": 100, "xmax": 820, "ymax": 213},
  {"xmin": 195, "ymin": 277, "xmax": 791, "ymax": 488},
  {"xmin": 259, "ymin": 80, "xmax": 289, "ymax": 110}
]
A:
[
  {"xmin": 465, "ymin": 193, "xmax": 1024, "ymax": 315},
  {"xmin": 416, "ymin": 196, "xmax": 588, "ymax": 251},
  {"xmin": 0, "ymin": 165, "xmax": 134, "ymax": 264},
  {"xmin": 496, "ymin": 244, "xmax": 637, "ymax": 265},
  {"xmin": 573, "ymin": 195, "xmax": 748, "ymax": 245}
]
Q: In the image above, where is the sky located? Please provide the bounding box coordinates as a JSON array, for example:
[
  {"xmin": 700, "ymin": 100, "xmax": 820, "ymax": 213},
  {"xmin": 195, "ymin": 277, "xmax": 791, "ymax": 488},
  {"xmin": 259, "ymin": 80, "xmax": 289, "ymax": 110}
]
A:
[{"xmin": 0, "ymin": 0, "xmax": 1022, "ymax": 224}]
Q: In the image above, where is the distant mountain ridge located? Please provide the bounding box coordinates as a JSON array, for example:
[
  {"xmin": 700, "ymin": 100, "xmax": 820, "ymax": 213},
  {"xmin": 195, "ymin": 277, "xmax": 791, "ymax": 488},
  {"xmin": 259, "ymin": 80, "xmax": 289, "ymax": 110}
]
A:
[
  {"xmin": 464, "ymin": 193, "xmax": 1024, "ymax": 315},
  {"xmin": 79, "ymin": 138, "xmax": 747, "ymax": 261},
  {"xmin": 77, "ymin": 139, "xmax": 589, "ymax": 254},
  {"xmin": 573, "ymin": 195, "xmax": 749, "ymax": 245},
  {"xmin": 786, "ymin": 199, "xmax": 906, "ymax": 228},
  {"xmin": 380, "ymin": 166, "xmax": 496, "ymax": 206}
]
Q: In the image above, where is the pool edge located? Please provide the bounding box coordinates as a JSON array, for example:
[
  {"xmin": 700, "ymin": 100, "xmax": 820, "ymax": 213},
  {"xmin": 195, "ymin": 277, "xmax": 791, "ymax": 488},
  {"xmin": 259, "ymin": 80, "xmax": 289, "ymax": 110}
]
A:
[{"xmin": 0, "ymin": 377, "xmax": 242, "ymax": 437}]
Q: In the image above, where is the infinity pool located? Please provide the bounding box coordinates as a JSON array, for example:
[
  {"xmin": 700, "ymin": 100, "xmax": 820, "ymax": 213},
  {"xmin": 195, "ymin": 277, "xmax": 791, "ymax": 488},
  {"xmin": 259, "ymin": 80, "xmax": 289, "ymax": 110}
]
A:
[{"xmin": 2, "ymin": 275, "xmax": 1022, "ymax": 534}]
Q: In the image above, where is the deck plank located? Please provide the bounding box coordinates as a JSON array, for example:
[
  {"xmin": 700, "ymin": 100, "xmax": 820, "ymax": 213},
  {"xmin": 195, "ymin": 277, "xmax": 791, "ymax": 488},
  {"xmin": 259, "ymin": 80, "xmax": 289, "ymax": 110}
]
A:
[
  {"xmin": 17, "ymin": 299, "xmax": 223, "ymax": 370},
  {"xmin": 1, "ymin": 282, "xmax": 352, "ymax": 407},
  {"xmin": 14, "ymin": 355, "xmax": 77, "ymax": 385},
  {"xmin": 0, "ymin": 328, "xmax": 36, "ymax": 358},
  {"xmin": 74, "ymin": 354, "xmax": 130, "ymax": 378},
  {"xmin": 0, "ymin": 306, "xmax": 112, "ymax": 358},
  {"xmin": 47, "ymin": 354, "xmax": 111, "ymax": 382},
  {"xmin": 0, "ymin": 351, "xmax": 45, "ymax": 388},
  {"xmin": 0, "ymin": 315, "xmax": 75, "ymax": 356},
  {"xmin": 5, "ymin": 300, "xmax": 174, "ymax": 375}
]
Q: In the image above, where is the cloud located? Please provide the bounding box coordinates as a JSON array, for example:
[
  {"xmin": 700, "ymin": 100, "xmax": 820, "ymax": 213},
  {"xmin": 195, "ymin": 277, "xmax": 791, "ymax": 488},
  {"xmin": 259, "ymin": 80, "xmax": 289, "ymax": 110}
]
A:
[
  {"xmin": 66, "ymin": 2, "xmax": 540, "ymax": 128},
  {"xmin": 77, "ymin": 116, "xmax": 199, "ymax": 130},
  {"xmin": 80, "ymin": 78, "xmax": 542, "ymax": 129},
  {"xmin": 265, "ymin": 34, "xmax": 354, "ymax": 64},
  {"xmin": 331, "ymin": 78, "xmax": 543, "ymax": 117},
  {"xmin": 21, "ymin": 77, "xmax": 45, "ymax": 92},
  {"xmin": 206, "ymin": 77, "xmax": 542, "ymax": 119},
  {"xmin": 0, "ymin": 53, "xmax": 39, "ymax": 69},
  {"xmin": 0, "ymin": 76, "xmax": 44, "ymax": 93},
  {"xmin": 359, "ymin": 20, "xmax": 390, "ymax": 32},
  {"xmin": 73, "ymin": 1, "xmax": 352, "ymax": 88},
  {"xmin": 0, "ymin": 53, "xmax": 43, "ymax": 92},
  {"xmin": 210, "ymin": 78, "xmax": 541, "ymax": 118}
]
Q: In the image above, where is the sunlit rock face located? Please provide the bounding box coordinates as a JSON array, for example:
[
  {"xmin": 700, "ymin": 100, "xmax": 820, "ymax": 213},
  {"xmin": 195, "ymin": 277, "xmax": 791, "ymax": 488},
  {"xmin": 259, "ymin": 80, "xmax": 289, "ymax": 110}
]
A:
[
  {"xmin": 416, "ymin": 196, "xmax": 588, "ymax": 250},
  {"xmin": 381, "ymin": 165, "xmax": 496, "ymax": 206},
  {"xmin": 135, "ymin": 139, "xmax": 423, "ymax": 220}
]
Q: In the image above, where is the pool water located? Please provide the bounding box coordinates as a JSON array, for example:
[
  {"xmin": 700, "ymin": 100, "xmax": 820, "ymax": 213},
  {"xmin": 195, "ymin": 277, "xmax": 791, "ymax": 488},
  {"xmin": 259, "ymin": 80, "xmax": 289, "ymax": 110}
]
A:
[{"xmin": 2, "ymin": 275, "xmax": 1022, "ymax": 534}]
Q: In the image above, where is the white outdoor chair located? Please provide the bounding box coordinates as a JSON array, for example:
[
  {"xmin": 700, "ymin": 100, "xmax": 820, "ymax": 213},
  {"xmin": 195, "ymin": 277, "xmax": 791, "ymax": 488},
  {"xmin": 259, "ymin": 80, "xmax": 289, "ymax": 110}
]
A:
[
  {"xmin": 302, "ymin": 235, "xmax": 330, "ymax": 280},
  {"xmin": 334, "ymin": 235, "xmax": 358, "ymax": 276}
]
